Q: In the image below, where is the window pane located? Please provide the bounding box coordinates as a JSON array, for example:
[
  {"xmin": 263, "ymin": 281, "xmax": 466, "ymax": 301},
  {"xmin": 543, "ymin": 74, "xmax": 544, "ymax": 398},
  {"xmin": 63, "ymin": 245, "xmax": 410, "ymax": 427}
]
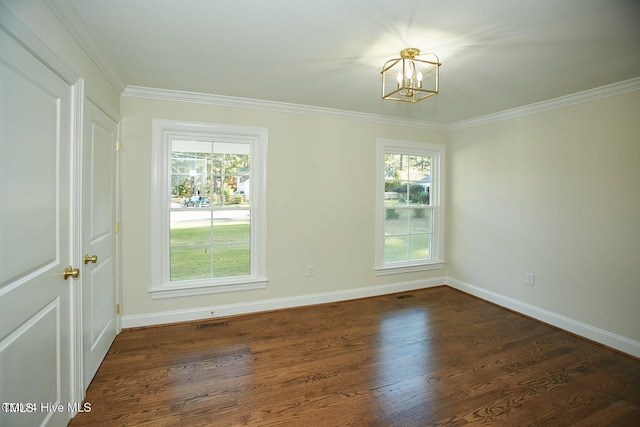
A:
[
  {"xmin": 384, "ymin": 153, "xmax": 403, "ymax": 180},
  {"xmin": 397, "ymin": 154, "xmax": 410, "ymax": 180},
  {"xmin": 170, "ymin": 175, "xmax": 191, "ymax": 205},
  {"xmin": 170, "ymin": 211, "xmax": 211, "ymax": 244},
  {"xmin": 409, "ymin": 208, "xmax": 432, "ymax": 233},
  {"xmin": 225, "ymin": 192, "xmax": 248, "ymax": 206},
  {"xmin": 222, "ymin": 153, "xmax": 249, "ymax": 176},
  {"xmin": 385, "ymin": 208, "xmax": 409, "ymax": 235},
  {"xmin": 407, "ymin": 183, "xmax": 423, "ymax": 206},
  {"xmin": 212, "ymin": 213, "xmax": 250, "ymax": 244},
  {"xmin": 170, "ymin": 245, "xmax": 211, "ymax": 281},
  {"xmin": 407, "ymin": 156, "xmax": 424, "ymax": 180},
  {"xmin": 384, "ymin": 235, "xmax": 409, "ymax": 263},
  {"xmin": 210, "ymin": 152, "xmax": 224, "ymax": 175},
  {"xmin": 408, "ymin": 155, "xmax": 431, "ymax": 180},
  {"xmin": 212, "ymin": 209, "xmax": 250, "ymax": 222},
  {"xmin": 409, "ymin": 234, "xmax": 431, "ymax": 260},
  {"xmin": 213, "ymin": 244, "xmax": 250, "ymax": 277},
  {"xmin": 384, "ymin": 191, "xmax": 400, "ymax": 206},
  {"xmin": 171, "ymin": 140, "xmax": 212, "ymax": 208},
  {"xmin": 209, "ymin": 179, "xmax": 224, "ymax": 206},
  {"xmin": 170, "ymin": 226, "xmax": 211, "ymax": 246},
  {"xmin": 393, "ymin": 182, "xmax": 407, "ymax": 205}
]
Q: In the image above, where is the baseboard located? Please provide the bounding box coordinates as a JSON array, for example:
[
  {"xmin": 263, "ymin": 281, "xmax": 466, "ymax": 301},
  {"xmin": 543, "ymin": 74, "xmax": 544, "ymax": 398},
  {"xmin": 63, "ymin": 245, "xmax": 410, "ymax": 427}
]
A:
[
  {"xmin": 446, "ymin": 277, "xmax": 640, "ymax": 358},
  {"xmin": 122, "ymin": 277, "xmax": 445, "ymax": 329},
  {"xmin": 122, "ymin": 276, "xmax": 639, "ymax": 358}
]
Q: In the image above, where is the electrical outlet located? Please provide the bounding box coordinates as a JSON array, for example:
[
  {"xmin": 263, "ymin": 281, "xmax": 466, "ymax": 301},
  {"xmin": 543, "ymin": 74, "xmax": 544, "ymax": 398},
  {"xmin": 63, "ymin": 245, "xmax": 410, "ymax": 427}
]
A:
[
  {"xmin": 525, "ymin": 273, "xmax": 535, "ymax": 286},
  {"xmin": 307, "ymin": 265, "xmax": 315, "ymax": 277}
]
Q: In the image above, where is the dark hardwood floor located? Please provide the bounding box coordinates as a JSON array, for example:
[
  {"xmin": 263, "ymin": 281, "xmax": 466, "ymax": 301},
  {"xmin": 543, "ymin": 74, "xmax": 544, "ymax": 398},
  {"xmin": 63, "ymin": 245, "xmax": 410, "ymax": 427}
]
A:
[{"xmin": 68, "ymin": 286, "xmax": 640, "ymax": 426}]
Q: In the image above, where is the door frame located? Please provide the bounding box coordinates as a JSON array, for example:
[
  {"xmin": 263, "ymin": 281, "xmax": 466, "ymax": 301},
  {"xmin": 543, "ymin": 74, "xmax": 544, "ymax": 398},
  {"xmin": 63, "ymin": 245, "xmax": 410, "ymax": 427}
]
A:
[{"xmin": 72, "ymin": 81, "xmax": 122, "ymax": 401}]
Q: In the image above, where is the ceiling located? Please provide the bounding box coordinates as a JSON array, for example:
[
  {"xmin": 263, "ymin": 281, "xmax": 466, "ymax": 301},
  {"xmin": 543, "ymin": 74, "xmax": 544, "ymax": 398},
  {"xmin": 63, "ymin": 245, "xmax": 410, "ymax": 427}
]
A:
[{"xmin": 48, "ymin": 0, "xmax": 640, "ymax": 124}]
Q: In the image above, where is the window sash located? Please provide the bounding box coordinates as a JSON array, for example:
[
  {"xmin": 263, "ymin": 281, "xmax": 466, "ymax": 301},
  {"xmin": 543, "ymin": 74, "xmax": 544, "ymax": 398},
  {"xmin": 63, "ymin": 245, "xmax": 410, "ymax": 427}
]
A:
[{"xmin": 168, "ymin": 139, "xmax": 253, "ymax": 283}]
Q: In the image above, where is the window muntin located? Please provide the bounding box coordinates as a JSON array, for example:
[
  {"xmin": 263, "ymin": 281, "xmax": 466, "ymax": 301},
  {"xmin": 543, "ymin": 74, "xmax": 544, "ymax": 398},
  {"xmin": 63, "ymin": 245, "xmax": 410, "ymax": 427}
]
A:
[
  {"xmin": 376, "ymin": 139, "xmax": 444, "ymax": 273},
  {"xmin": 151, "ymin": 120, "xmax": 267, "ymax": 298}
]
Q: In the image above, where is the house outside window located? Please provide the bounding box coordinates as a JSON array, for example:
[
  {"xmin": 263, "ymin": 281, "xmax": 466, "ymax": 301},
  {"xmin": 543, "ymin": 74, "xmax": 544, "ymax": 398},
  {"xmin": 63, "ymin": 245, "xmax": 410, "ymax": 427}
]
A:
[
  {"xmin": 151, "ymin": 120, "xmax": 267, "ymax": 298},
  {"xmin": 375, "ymin": 138, "xmax": 445, "ymax": 274}
]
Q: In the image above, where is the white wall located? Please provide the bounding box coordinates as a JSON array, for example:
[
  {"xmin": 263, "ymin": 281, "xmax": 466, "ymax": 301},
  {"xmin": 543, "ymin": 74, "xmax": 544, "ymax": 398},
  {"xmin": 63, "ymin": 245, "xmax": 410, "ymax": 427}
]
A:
[
  {"xmin": 1, "ymin": 0, "xmax": 120, "ymax": 110},
  {"xmin": 121, "ymin": 89, "xmax": 640, "ymax": 356},
  {"xmin": 446, "ymin": 90, "xmax": 640, "ymax": 347},
  {"xmin": 120, "ymin": 95, "xmax": 448, "ymax": 323}
]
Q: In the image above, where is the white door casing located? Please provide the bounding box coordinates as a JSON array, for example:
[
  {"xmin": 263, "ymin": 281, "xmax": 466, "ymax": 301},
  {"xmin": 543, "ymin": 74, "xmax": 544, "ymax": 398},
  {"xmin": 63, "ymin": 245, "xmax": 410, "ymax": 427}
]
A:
[
  {"xmin": 0, "ymin": 29, "xmax": 75, "ymax": 427},
  {"xmin": 81, "ymin": 96, "xmax": 119, "ymax": 390}
]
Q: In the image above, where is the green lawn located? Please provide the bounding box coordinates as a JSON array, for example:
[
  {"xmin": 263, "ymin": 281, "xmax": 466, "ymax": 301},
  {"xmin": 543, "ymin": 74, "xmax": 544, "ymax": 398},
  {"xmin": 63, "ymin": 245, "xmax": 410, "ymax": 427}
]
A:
[
  {"xmin": 384, "ymin": 234, "xmax": 431, "ymax": 263},
  {"xmin": 384, "ymin": 208, "xmax": 432, "ymax": 263},
  {"xmin": 170, "ymin": 222, "xmax": 250, "ymax": 281},
  {"xmin": 169, "ymin": 216, "xmax": 432, "ymax": 278},
  {"xmin": 170, "ymin": 222, "xmax": 250, "ymax": 244}
]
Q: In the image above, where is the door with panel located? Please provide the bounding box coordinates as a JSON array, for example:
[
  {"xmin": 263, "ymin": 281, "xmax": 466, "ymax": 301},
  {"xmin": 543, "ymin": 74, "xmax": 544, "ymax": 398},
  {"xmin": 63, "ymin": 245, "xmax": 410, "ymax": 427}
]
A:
[
  {"xmin": 0, "ymin": 29, "xmax": 76, "ymax": 427},
  {"xmin": 82, "ymin": 97, "xmax": 119, "ymax": 390}
]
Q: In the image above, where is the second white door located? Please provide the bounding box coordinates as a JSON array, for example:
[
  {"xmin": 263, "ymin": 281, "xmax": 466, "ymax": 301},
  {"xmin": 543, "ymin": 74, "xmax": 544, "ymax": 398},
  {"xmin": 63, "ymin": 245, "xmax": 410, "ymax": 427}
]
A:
[{"xmin": 82, "ymin": 96, "xmax": 119, "ymax": 390}]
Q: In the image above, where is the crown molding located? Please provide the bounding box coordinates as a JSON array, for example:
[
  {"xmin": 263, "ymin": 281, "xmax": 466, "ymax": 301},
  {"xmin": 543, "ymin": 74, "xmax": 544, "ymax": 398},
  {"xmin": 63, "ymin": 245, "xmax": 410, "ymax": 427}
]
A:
[
  {"xmin": 122, "ymin": 85, "xmax": 448, "ymax": 131},
  {"xmin": 0, "ymin": 2, "xmax": 79, "ymax": 85},
  {"xmin": 124, "ymin": 77, "xmax": 640, "ymax": 132},
  {"xmin": 448, "ymin": 77, "xmax": 640, "ymax": 131},
  {"xmin": 44, "ymin": 0, "xmax": 126, "ymax": 93}
]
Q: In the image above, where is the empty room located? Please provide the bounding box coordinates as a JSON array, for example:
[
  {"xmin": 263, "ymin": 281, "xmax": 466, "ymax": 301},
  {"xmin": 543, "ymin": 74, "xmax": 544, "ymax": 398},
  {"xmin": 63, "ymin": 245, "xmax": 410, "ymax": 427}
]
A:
[{"xmin": 0, "ymin": 1, "xmax": 639, "ymax": 426}]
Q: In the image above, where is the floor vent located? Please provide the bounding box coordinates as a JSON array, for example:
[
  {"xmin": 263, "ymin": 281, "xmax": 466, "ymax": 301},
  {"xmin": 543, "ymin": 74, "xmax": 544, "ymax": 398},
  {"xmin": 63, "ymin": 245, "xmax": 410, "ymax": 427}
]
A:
[
  {"xmin": 395, "ymin": 294, "xmax": 414, "ymax": 299},
  {"xmin": 196, "ymin": 321, "xmax": 228, "ymax": 329}
]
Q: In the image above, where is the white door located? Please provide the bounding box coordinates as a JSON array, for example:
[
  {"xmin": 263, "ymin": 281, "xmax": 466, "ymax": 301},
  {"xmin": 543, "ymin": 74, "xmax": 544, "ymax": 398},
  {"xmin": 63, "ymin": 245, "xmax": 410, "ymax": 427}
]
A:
[
  {"xmin": 82, "ymin": 97, "xmax": 119, "ymax": 390},
  {"xmin": 0, "ymin": 29, "xmax": 76, "ymax": 427}
]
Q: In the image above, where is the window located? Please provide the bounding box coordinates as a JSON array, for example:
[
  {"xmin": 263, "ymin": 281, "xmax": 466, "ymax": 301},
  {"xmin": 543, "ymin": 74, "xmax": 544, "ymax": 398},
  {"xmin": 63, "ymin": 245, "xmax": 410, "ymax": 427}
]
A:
[
  {"xmin": 375, "ymin": 138, "xmax": 444, "ymax": 274},
  {"xmin": 151, "ymin": 120, "xmax": 267, "ymax": 298}
]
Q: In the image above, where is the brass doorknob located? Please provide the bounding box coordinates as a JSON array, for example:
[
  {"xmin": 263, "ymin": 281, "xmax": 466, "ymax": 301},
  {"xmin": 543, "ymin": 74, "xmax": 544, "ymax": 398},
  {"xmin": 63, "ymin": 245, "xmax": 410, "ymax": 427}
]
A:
[
  {"xmin": 63, "ymin": 266, "xmax": 80, "ymax": 280},
  {"xmin": 84, "ymin": 254, "xmax": 98, "ymax": 264}
]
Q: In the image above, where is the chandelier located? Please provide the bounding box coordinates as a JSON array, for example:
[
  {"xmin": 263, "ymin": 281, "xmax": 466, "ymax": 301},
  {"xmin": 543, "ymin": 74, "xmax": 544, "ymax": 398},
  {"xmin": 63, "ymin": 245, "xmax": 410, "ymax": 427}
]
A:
[{"xmin": 381, "ymin": 48, "xmax": 441, "ymax": 103}]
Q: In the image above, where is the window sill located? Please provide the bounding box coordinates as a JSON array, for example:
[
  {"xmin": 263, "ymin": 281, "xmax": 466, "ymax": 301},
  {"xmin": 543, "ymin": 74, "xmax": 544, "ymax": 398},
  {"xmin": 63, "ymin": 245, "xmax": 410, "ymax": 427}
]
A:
[
  {"xmin": 150, "ymin": 278, "xmax": 268, "ymax": 299},
  {"xmin": 375, "ymin": 261, "xmax": 445, "ymax": 276}
]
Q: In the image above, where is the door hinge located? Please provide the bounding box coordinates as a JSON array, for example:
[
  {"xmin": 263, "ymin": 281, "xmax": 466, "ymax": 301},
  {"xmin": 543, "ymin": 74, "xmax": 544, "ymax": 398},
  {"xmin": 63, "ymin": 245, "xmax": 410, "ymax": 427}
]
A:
[
  {"xmin": 116, "ymin": 304, "xmax": 120, "ymax": 315},
  {"xmin": 115, "ymin": 222, "xmax": 120, "ymax": 233},
  {"xmin": 115, "ymin": 140, "xmax": 120, "ymax": 151}
]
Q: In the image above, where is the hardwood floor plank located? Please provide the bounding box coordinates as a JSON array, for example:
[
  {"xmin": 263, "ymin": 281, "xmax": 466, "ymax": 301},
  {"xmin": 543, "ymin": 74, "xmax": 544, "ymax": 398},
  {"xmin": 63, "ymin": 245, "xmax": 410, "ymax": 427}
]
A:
[
  {"xmin": 570, "ymin": 400, "xmax": 640, "ymax": 426},
  {"xmin": 68, "ymin": 287, "xmax": 640, "ymax": 426}
]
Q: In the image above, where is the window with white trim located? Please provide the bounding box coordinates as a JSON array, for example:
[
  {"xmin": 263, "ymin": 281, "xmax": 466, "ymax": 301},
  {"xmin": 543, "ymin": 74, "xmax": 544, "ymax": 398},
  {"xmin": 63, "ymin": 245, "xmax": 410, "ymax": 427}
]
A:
[
  {"xmin": 151, "ymin": 120, "xmax": 267, "ymax": 298},
  {"xmin": 375, "ymin": 138, "xmax": 444, "ymax": 274}
]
